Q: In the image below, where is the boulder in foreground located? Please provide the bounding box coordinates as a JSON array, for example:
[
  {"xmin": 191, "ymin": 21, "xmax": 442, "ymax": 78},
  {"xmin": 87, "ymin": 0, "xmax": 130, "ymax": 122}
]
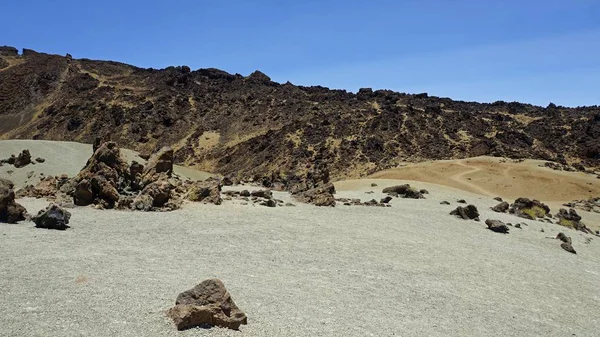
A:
[
  {"xmin": 167, "ymin": 279, "xmax": 247, "ymax": 330},
  {"xmin": 32, "ymin": 204, "xmax": 71, "ymax": 230}
]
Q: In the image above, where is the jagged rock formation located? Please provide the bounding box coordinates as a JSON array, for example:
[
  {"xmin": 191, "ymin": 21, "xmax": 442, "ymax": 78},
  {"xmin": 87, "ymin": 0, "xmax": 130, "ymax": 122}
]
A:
[
  {"xmin": 32, "ymin": 204, "xmax": 71, "ymax": 230},
  {"xmin": 0, "ymin": 47, "xmax": 598, "ymax": 180}
]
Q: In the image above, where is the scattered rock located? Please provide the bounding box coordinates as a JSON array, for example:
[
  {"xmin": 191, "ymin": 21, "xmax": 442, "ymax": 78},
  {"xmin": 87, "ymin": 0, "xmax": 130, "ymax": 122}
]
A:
[
  {"xmin": 450, "ymin": 205, "xmax": 479, "ymax": 220},
  {"xmin": 560, "ymin": 242, "xmax": 577, "ymax": 254},
  {"xmin": 35, "ymin": 157, "xmax": 45, "ymax": 163},
  {"xmin": 0, "ymin": 179, "xmax": 27, "ymax": 223},
  {"xmin": 32, "ymin": 204, "xmax": 71, "ymax": 230},
  {"xmin": 382, "ymin": 184, "xmax": 424, "ymax": 199},
  {"xmin": 380, "ymin": 196, "xmax": 392, "ymax": 204},
  {"xmin": 370, "ymin": 183, "xmax": 378, "ymax": 187},
  {"xmin": 239, "ymin": 190, "xmax": 250, "ymax": 197},
  {"xmin": 419, "ymin": 189, "xmax": 429, "ymax": 194},
  {"xmin": 556, "ymin": 208, "xmax": 593, "ymax": 234},
  {"xmin": 440, "ymin": 201, "xmax": 451, "ymax": 205},
  {"xmin": 167, "ymin": 279, "xmax": 247, "ymax": 330},
  {"xmin": 187, "ymin": 181, "xmax": 222, "ymax": 205},
  {"xmin": 260, "ymin": 199, "xmax": 277, "ymax": 207},
  {"xmin": 514, "ymin": 223, "xmax": 521, "ymax": 229},
  {"xmin": 13, "ymin": 150, "xmax": 32, "ymax": 168},
  {"xmin": 491, "ymin": 201, "xmax": 509, "ymax": 213},
  {"xmin": 457, "ymin": 199, "xmax": 466, "ymax": 204},
  {"xmin": 485, "ymin": 219, "xmax": 510, "ymax": 233},
  {"xmin": 556, "ymin": 232, "xmax": 572, "ymax": 244},
  {"xmin": 293, "ymin": 183, "xmax": 336, "ymax": 207},
  {"xmin": 493, "ymin": 197, "xmax": 503, "ymax": 202},
  {"xmin": 250, "ymin": 189, "xmax": 272, "ymax": 199}
]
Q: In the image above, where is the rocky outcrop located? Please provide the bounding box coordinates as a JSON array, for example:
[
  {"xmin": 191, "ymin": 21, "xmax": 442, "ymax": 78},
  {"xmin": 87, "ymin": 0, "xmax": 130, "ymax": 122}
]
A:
[
  {"xmin": 167, "ymin": 279, "xmax": 247, "ymax": 330},
  {"xmin": 485, "ymin": 219, "xmax": 510, "ymax": 233},
  {"xmin": 0, "ymin": 179, "xmax": 27, "ymax": 223},
  {"xmin": 509, "ymin": 198, "xmax": 550, "ymax": 220},
  {"xmin": 555, "ymin": 208, "xmax": 593, "ymax": 234},
  {"xmin": 293, "ymin": 183, "xmax": 336, "ymax": 206},
  {"xmin": 142, "ymin": 146, "xmax": 173, "ymax": 183},
  {"xmin": 32, "ymin": 204, "xmax": 71, "ymax": 230},
  {"xmin": 382, "ymin": 184, "xmax": 424, "ymax": 199},
  {"xmin": 450, "ymin": 205, "xmax": 480, "ymax": 220},
  {"xmin": 563, "ymin": 197, "xmax": 600, "ymax": 214},
  {"xmin": 0, "ymin": 149, "xmax": 33, "ymax": 168}
]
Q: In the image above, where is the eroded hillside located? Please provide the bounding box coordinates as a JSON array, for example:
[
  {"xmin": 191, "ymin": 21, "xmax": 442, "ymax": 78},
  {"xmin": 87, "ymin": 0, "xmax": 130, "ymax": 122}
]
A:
[{"xmin": 1, "ymin": 46, "xmax": 599, "ymax": 180}]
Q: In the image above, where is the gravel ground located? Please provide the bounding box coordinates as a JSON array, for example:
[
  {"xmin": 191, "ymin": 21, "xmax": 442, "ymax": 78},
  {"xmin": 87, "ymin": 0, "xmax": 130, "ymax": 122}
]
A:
[{"xmin": 2, "ymin": 181, "xmax": 599, "ymax": 337}]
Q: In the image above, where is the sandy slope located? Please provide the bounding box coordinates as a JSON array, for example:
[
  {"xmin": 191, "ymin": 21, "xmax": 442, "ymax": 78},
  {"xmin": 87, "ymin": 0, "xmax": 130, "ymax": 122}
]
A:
[
  {"xmin": 0, "ymin": 140, "xmax": 214, "ymax": 188},
  {"xmin": 369, "ymin": 156, "xmax": 600, "ymax": 202},
  {"xmin": 1, "ymin": 184, "xmax": 599, "ymax": 337}
]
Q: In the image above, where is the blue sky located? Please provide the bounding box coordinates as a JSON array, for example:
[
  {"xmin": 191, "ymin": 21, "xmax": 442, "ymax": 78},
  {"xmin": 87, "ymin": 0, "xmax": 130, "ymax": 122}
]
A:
[{"xmin": 4, "ymin": 0, "xmax": 600, "ymax": 106}]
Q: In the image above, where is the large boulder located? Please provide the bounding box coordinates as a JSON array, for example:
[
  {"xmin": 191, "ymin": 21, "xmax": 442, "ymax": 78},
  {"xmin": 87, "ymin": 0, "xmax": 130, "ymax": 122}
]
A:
[
  {"xmin": 450, "ymin": 205, "xmax": 480, "ymax": 220},
  {"xmin": 509, "ymin": 198, "xmax": 550, "ymax": 220},
  {"xmin": 293, "ymin": 183, "xmax": 336, "ymax": 207},
  {"xmin": 167, "ymin": 279, "xmax": 247, "ymax": 330},
  {"xmin": 187, "ymin": 181, "xmax": 222, "ymax": 205},
  {"xmin": 556, "ymin": 208, "xmax": 592, "ymax": 233},
  {"xmin": 32, "ymin": 204, "xmax": 71, "ymax": 230},
  {"xmin": 0, "ymin": 179, "xmax": 27, "ymax": 223},
  {"xmin": 141, "ymin": 180, "xmax": 173, "ymax": 207}
]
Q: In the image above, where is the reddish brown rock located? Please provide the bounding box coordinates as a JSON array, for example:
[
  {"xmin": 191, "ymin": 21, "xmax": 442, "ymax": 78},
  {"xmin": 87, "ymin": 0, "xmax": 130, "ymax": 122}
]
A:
[
  {"xmin": 167, "ymin": 279, "xmax": 247, "ymax": 330},
  {"xmin": 187, "ymin": 180, "xmax": 222, "ymax": 205}
]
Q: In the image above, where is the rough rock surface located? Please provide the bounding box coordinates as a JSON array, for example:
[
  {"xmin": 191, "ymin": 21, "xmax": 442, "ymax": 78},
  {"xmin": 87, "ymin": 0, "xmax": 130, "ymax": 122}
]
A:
[
  {"xmin": 167, "ymin": 279, "xmax": 247, "ymax": 330},
  {"xmin": 293, "ymin": 183, "xmax": 336, "ymax": 207},
  {"xmin": 450, "ymin": 205, "xmax": 480, "ymax": 220},
  {"xmin": 485, "ymin": 219, "xmax": 510, "ymax": 233},
  {"xmin": 556, "ymin": 232, "xmax": 572, "ymax": 244},
  {"xmin": 0, "ymin": 178, "xmax": 27, "ymax": 223},
  {"xmin": 560, "ymin": 242, "xmax": 577, "ymax": 254},
  {"xmin": 32, "ymin": 204, "xmax": 71, "ymax": 230},
  {"xmin": 555, "ymin": 208, "xmax": 592, "ymax": 233},
  {"xmin": 187, "ymin": 180, "xmax": 222, "ymax": 205},
  {"xmin": 142, "ymin": 146, "xmax": 173, "ymax": 183}
]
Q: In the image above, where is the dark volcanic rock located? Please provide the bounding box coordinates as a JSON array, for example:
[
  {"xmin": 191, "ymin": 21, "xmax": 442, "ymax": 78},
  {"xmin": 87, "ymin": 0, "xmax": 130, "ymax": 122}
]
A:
[
  {"xmin": 35, "ymin": 157, "xmax": 45, "ymax": 163},
  {"xmin": 560, "ymin": 242, "xmax": 577, "ymax": 254},
  {"xmin": 450, "ymin": 205, "xmax": 480, "ymax": 220},
  {"xmin": 250, "ymin": 189, "xmax": 273, "ymax": 199},
  {"xmin": 14, "ymin": 150, "xmax": 32, "ymax": 168},
  {"xmin": 167, "ymin": 279, "xmax": 247, "ymax": 330},
  {"xmin": 0, "ymin": 178, "xmax": 27, "ymax": 223},
  {"xmin": 32, "ymin": 204, "xmax": 71, "ymax": 230},
  {"xmin": 485, "ymin": 219, "xmax": 510, "ymax": 233},
  {"xmin": 382, "ymin": 184, "xmax": 424, "ymax": 199},
  {"xmin": 556, "ymin": 232, "xmax": 572, "ymax": 244},
  {"xmin": 509, "ymin": 198, "xmax": 550, "ymax": 220},
  {"xmin": 491, "ymin": 201, "xmax": 509, "ymax": 213}
]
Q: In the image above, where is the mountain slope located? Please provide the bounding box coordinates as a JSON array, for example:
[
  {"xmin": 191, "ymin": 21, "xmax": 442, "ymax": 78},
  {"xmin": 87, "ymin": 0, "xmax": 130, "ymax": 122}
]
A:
[{"xmin": 1, "ymin": 46, "xmax": 599, "ymax": 179}]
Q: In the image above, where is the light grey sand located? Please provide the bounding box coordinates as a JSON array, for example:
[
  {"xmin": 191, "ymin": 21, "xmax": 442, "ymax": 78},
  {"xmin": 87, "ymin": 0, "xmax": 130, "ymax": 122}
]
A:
[
  {"xmin": 2, "ymin": 179, "xmax": 600, "ymax": 337},
  {"xmin": 0, "ymin": 140, "xmax": 214, "ymax": 188}
]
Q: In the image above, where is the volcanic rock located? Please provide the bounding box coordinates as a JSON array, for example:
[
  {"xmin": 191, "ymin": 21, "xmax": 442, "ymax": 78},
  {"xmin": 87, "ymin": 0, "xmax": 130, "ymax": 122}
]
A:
[
  {"xmin": 556, "ymin": 232, "xmax": 572, "ymax": 244},
  {"xmin": 450, "ymin": 205, "xmax": 480, "ymax": 220},
  {"xmin": 167, "ymin": 279, "xmax": 247, "ymax": 330},
  {"xmin": 491, "ymin": 201, "xmax": 509, "ymax": 213},
  {"xmin": 294, "ymin": 183, "xmax": 336, "ymax": 207},
  {"xmin": 250, "ymin": 189, "xmax": 273, "ymax": 199},
  {"xmin": 35, "ymin": 157, "xmax": 45, "ymax": 163},
  {"xmin": 0, "ymin": 179, "xmax": 27, "ymax": 223},
  {"xmin": 32, "ymin": 204, "xmax": 71, "ymax": 230},
  {"xmin": 382, "ymin": 184, "xmax": 424, "ymax": 199},
  {"xmin": 14, "ymin": 150, "xmax": 32, "ymax": 168},
  {"xmin": 142, "ymin": 146, "xmax": 173, "ymax": 181},
  {"xmin": 485, "ymin": 219, "xmax": 510, "ymax": 233},
  {"xmin": 187, "ymin": 181, "xmax": 222, "ymax": 205},
  {"xmin": 509, "ymin": 198, "xmax": 550, "ymax": 220},
  {"xmin": 560, "ymin": 242, "xmax": 577, "ymax": 254}
]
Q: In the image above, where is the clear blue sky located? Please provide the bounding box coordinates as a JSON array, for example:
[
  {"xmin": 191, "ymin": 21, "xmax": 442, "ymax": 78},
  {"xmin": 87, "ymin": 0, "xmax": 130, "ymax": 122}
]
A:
[{"xmin": 4, "ymin": 0, "xmax": 600, "ymax": 106}]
